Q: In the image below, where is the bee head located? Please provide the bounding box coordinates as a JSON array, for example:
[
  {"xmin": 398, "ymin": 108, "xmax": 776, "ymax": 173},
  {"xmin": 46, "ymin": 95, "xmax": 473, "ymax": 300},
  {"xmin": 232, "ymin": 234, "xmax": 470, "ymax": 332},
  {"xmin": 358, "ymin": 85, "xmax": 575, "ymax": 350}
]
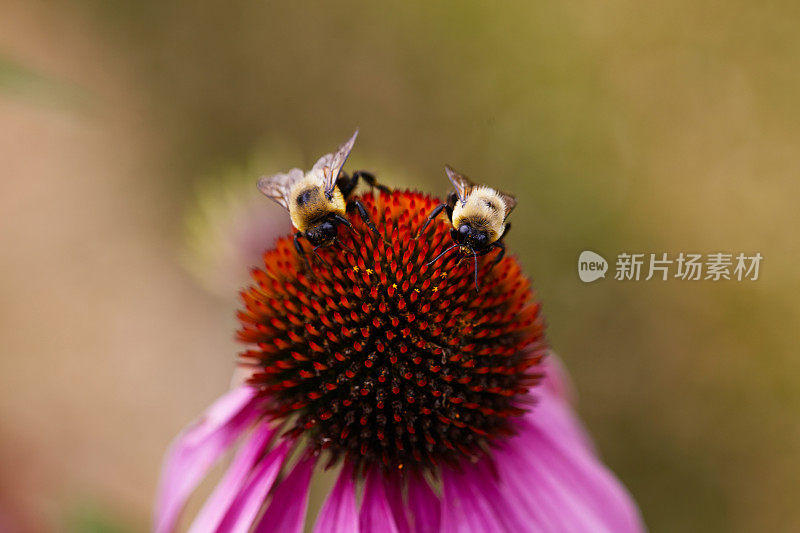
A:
[
  {"xmin": 305, "ymin": 218, "xmax": 339, "ymax": 247},
  {"xmin": 455, "ymin": 222, "xmax": 490, "ymax": 251}
]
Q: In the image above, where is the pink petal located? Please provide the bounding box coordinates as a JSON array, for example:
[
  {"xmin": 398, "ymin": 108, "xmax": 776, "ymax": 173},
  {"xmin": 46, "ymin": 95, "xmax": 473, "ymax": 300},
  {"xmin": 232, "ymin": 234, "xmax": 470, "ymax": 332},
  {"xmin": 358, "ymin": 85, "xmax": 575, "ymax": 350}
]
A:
[
  {"xmin": 486, "ymin": 440, "xmax": 567, "ymax": 533},
  {"xmin": 359, "ymin": 468, "xmax": 399, "ymax": 533},
  {"xmin": 435, "ymin": 370, "xmax": 644, "ymax": 533},
  {"xmin": 406, "ymin": 475, "xmax": 440, "ymax": 533},
  {"xmin": 441, "ymin": 465, "xmax": 519, "ymax": 533},
  {"xmin": 470, "ymin": 460, "xmax": 540, "ymax": 532},
  {"xmin": 217, "ymin": 441, "xmax": 290, "ymax": 533},
  {"xmin": 313, "ymin": 465, "xmax": 360, "ymax": 533},
  {"xmin": 494, "ymin": 443, "xmax": 597, "ymax": 533},
  {"xmin": 154, "ymin": 386, "xmax": 258, "ymax": 533},
  {"xmin": 497, "ymin": 388, "xmax": 645, "ymax": 532},
  {"xmin": 254, "ymin": 456, "xmax": 316, "ymax": 533},
  {"xmin": 539, "ymin": 352, "xmax": 576, "ymax": 404},
  {"xmin": 188, "ymin": 421, "xmax": 274, "ymax": 533},
  {"xmin": 535, "ymin": 355, "xmax": 596, "ymax": 453},
  {"xmin": 383, "ymin": 472, "xmax": 410, "ymax": 533}
]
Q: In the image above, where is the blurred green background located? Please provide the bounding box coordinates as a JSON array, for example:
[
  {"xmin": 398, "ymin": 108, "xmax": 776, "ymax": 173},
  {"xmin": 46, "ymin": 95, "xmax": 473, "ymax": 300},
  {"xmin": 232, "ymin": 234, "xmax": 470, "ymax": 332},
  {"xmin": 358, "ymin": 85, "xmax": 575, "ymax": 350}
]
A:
[{"xmin": 1, "ymin": 0, "xmax": 798, "ymax": 531}]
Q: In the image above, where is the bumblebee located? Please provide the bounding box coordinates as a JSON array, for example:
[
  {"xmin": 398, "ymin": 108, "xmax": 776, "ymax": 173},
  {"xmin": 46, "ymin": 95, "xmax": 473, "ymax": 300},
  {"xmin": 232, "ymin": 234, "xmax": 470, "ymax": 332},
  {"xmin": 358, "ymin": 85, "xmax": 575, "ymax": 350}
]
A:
[
  {"xmin": 257, "ymin": 130, "xmax": 387, "ymax": 263},
  {"xmin": 419, "ymin": 165, "xmax": 517, "ymax": 290}
]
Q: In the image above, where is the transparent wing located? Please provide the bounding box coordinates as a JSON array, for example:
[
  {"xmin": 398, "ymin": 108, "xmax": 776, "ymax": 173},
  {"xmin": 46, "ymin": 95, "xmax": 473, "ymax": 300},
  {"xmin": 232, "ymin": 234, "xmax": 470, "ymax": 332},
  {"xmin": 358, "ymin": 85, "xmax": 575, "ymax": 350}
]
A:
[
  {"xmin": 499, "ymin": 191, "xmax": 518, "ymax": 218},
  {"xmin": 311, "ymin": 129, "xmax": 359, "ymax": 196},
  {"xmin": 444, "ymin": 165, "xmax": 475, "ymax": 205},
  {"xmin": 256, "ymin": 168, "xmax": 304, "ymax": 210}
]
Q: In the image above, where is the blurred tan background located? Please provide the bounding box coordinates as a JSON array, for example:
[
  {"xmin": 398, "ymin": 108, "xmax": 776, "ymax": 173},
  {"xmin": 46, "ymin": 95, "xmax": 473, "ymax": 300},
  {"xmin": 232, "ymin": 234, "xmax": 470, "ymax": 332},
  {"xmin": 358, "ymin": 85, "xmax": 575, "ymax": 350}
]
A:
[{"xmin": 1, "ymin": 0, "xmax": 798, "ymax": 531}]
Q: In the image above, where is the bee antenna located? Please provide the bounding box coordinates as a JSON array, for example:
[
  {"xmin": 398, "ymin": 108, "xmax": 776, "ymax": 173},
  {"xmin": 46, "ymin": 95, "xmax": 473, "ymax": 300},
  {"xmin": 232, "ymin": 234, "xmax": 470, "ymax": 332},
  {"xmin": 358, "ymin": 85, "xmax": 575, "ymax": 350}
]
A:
[
  {"xmin": 472, "ymin": 249, "xmax": 480, "ymax": 292},
  {"xmin": 425, "ymin": 244, "xmax": 459, "ymax": 267}
]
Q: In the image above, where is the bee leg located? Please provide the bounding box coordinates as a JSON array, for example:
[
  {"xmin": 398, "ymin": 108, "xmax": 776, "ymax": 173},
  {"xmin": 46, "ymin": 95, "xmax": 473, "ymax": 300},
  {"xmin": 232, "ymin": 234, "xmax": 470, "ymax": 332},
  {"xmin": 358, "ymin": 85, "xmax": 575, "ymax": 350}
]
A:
[
  {"xmin": 334, "ymin": 237, "xmax": 355, "ymax": 254},
  {"xmin": 294, "ymin": 232, "xmax": 312, "ymax": 271},
  {"xmin": 484, "ymin": 222, "xmax": 511, "ymax": 271},
  {"xmin": 416, "ymin": 203, "xmax": 447, "ymax": 238},
  {"xmin": 336, "ymin": 171, "xmax": 357, "ymax": 198},
  {"xmin": 419, "ymin": 193, "xmax": 456, "ymax": 238},
  {"xmin": 472, "ymin": 249, "xmax": 480, "ymax": 292},
  {"xmin": 348, "ymin": 200, "xmax": 382, "ymax": 239},
  {"xmin": 333, "ymin": 214, "xmax": 357, "ymax": 236},
  {"xmin": 471, "ymin": 239, "xmax": 502, "ymax": 259},
  {"xmin": 352, "ymin": 170, "xmax": 391, "ymax": 194},
  {"xmin": 312, "ymin": 245, "xmax": 330, "ymax": 267},
  {"xmin": 489, "ymin": 240, "xmax": 506, "ymax": 269}
]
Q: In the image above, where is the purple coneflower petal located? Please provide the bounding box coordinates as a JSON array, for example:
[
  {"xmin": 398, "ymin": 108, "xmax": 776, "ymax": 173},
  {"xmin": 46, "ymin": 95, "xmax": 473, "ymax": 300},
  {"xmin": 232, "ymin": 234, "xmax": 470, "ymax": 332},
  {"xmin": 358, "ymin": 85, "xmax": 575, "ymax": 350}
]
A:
[
  {"xmin": 494, "ymin": 445, "xmax": 598, "ymax": 533},
  {"xmin": 383, "ymin": 473, "xmax": 411, "ymax": 533},
  {"xmin": 254, "ymin": 456, "xmax": 315, "ymax": 533},
  {"xmin": 188, "ymin": 421, "xmax": 274, "ymax": 533},
  {"xmin": 441, "ymin": 465, "xmax": 516, "ymax": 533},
  {"xmin": 433, "ymin": 358, "xmax": 644, "ymax": 533},
  {"xmin": 539, "ymin": 352, "xmax": 575, "ymax": 404},
  {"xmin": 216, "ymin": 441, "xmax": 289, "ymax": 533},
  {"xmin": 493, "ymin": 386, "xmax": 644, "ymax": 533},
  {"xmin": 537, "ymin": 355, "xmax": 596, "ymax": 453},
  {"xmin": 488, "ymin": 433, "xmax": 566, "ymax": 533},
  {"xmin": 313, "ymin": 465, "xmax": 360, "ymax": 533},
  {"xmin": 406, "ymin": 475, "xmax": 440, "ymax": 533},
  {"xmin": 154, "ymin": 386, "xmax": 258, "ymax": 533},
  {"xmin": 359, "ymin": 468, "xmax": 399, "ymax": 533},
  {"xmin": 471, "ymin": 459, "xmax": 538, "ymax": 532}
]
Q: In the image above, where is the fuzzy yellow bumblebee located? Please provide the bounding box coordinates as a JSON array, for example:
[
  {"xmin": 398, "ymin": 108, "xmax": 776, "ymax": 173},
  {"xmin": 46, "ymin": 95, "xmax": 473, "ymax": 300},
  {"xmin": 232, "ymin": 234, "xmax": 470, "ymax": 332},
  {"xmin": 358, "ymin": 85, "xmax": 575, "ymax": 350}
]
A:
[
  {"xmin": 451, "ymin": 183, "xmax": 512, "ymax": 244},
  {"xmin": 257, "ymin": 130, "xmax": 387, "ymax": 262},
  {"xmin": 419, "ymin": 165, "xmax": 517, "ymax": 291},
  {"xmin": 283, "ymin": 175, "xmax": 347, "ymax": 232}
]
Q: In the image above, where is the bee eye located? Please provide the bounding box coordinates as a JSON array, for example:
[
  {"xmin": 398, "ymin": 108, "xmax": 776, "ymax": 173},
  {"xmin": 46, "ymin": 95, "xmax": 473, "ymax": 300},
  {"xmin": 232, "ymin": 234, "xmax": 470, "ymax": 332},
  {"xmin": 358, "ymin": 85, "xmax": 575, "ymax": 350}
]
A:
[{"xmin": 458, "ymin": 224, "xmax": 470, "ymax": 235}]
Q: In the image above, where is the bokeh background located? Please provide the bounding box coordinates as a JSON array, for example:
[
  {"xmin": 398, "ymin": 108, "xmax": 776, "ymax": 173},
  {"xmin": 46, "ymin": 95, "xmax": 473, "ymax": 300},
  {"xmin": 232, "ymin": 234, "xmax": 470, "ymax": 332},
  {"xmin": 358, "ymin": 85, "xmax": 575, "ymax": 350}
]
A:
[{"xmin": 2, "ymin": 0, "xmax": 798, "ymax": 531}]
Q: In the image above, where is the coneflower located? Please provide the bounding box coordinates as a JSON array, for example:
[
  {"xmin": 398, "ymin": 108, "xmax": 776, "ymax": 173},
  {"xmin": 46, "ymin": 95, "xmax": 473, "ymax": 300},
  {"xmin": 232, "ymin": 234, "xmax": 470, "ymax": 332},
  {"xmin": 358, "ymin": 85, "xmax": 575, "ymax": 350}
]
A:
[{"xmin": 156, "ymin": 189, "xmax": 644, "ymax": 532}]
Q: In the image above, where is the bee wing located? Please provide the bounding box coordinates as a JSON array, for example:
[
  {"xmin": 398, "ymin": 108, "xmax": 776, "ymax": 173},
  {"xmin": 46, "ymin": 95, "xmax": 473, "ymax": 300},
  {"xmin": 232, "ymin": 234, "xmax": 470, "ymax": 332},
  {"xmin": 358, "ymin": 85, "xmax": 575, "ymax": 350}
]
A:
[
  {"xmin": 311, "ymin": 129, "xmax": 359, "ymax": 197},
  {"xmin": 498, "ymin": 191, "xmax": 518, "ymax": 218},
  {"xmin": 444, "ymin": 165, "xmax": 475, "ymax": 205},
  {"xmin": 256, "ymin": 168, "xmax": 305, "ymax": 210}
]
